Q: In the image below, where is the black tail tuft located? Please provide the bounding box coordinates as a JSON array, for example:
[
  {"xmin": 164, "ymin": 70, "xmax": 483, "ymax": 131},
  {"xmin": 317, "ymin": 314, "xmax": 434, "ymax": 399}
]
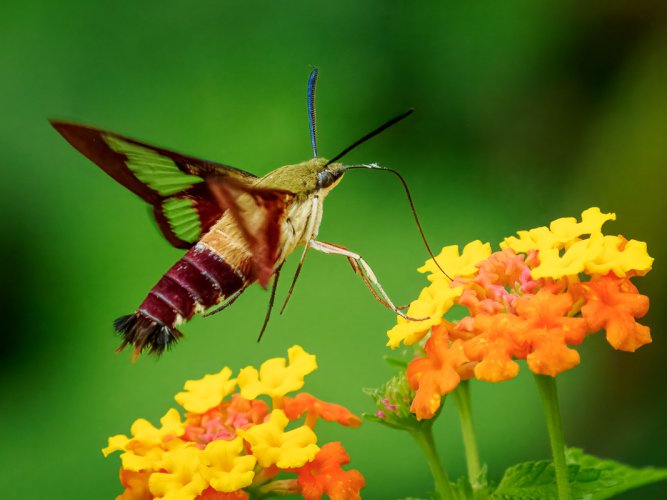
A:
[{"xmin": 114, "ymin": 313, "xmax": 183, "ymax": 356}]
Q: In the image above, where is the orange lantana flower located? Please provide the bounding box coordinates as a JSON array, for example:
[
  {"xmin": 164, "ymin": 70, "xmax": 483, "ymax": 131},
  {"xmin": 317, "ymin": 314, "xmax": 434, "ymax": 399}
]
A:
[
  {"xmin": 464, "ymin": 313, "xmax": 529, "ymax": 382},
  {"xmin": 291, "ymin": 442, "xmax": 365, "ymax": 500},
  {"xmin": 388, "ymin": 208, "xmax": 654, "ymax": 420},
  {"xmin": 283, "ymin": 393, "xmax": 362, "ymax": 428},
  {"xmin": 581, "ymin": 274, "xmax": 651, "ymax": 352},
  {"xmin": 406, "ymin": 324, "xmax": 470, "ymax": 420},
  {"xmin": 515, "ymin": 289, "xmax": 588, "ymax": 376},
  {"xmin": 106, "ymin": 346, "xmax": 364, "ymax": 499},
  {"xmin": 197, "ymin": 488, "xmax": 248, "ymax": 499}
]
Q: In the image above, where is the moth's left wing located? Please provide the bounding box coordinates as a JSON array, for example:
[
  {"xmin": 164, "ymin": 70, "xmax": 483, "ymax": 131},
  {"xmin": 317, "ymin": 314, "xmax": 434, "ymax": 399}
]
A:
[
  {"xmin": 207, "ymin": 180, "xmax": 295, "ymax": 287},
  {"xmin": 50, "ymin": 120, "xmax": 259, "ymax": 248}
]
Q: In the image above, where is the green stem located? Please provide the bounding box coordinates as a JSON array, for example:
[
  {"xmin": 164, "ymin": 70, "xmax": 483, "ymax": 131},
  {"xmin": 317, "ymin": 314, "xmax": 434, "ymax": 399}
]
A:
[
  {"xmin": 411, "ymin": 424, "xmax": 455, "ymax": 500},
  {"xmin": 534, "ymin": 374, "xmax": 571, "ymax": 500},
  {"xmin": 453, "ymin": 380, "xmax": 482, "ymax": 490}
]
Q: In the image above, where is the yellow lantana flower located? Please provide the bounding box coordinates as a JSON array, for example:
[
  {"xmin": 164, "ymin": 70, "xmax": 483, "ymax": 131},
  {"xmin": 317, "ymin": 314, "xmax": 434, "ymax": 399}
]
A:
[
  {"xmin": 584, "ymin": 236, "xmax": 654, "ymax": 277},
  {"xmin": 386, "ymin": 283, "xmax": 461, "ymax": 348},
  {"xmin": 201, "ymin": 437, "xmax": 256, "ymax": 492},
  {"xmin": 501, "ymin": 207, "xmax": 616, "ymax": 253},
  {"xmin": 387, "ymin": 242, "xmax": 480, "ymax": 349},
  {"xmin": 549, "ymin": 207, "xmax": 616, "ymax": 248},
  {"xmin": 174, "ymin": 367, "xmax": 237, "ymax": 414},
  {"xmin": 149, "ymin": 446, "xmax": 208, "ymax": 500},
  {"xmin": 102, "ymin": 408, "xmax": 185, "ymax": 471},
  {"xmin": 531, "ymin": 239, "xmax": 593, "ymax": 279},
  {"xmin": 419, "ymin": 240, "xmax": 492, "ymax": 281},
  {"xmin": 237, "ymin": 345, "xmax": 317, "ymax": 400},
  {"xmin": 238, "ymin": 410, "xmax": 319, "ymax": 469}
]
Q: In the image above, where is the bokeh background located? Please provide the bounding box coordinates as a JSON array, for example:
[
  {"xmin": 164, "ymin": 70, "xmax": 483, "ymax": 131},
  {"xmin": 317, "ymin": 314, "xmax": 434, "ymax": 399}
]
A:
[{"xmin": 1, "ymin": 1, "xmax": 666, "ymax": 498}]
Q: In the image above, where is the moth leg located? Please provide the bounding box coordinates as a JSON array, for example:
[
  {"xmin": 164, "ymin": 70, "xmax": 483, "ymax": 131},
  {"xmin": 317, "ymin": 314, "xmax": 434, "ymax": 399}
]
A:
[
  {"xmin": 203, "ymin": 287, "xmax": 246, "ymax": 317},
  {"xmin": 308, "ymin": 240, "xmax": 426, "ymax": 321},
  {"xmin": 280, "ymin": 196, "xmax": 321, "ymax": 314},
  {"xmin": 257, "ymin": 263, "xmax": 283, "ymax": 342},
  {"xmin": 343, "ymin": 257, "xmax": 401, "ymax": 310}
]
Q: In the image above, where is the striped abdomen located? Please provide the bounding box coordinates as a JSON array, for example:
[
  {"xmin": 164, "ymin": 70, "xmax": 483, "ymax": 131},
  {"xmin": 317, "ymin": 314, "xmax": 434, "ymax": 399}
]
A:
[{"xmin": 115, "ymin": 243, "xmax": 249, "ymax": 356}]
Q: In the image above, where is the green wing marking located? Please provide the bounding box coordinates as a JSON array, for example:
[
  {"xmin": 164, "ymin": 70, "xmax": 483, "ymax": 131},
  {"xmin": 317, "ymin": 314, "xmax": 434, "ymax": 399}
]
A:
[
  {"xmin": 161, "ymin": 198, "xmax": 202, "ymax": 243},
  {"xmin": 103, "ymin": 134, "xmax": 204, "ymax": 196}
]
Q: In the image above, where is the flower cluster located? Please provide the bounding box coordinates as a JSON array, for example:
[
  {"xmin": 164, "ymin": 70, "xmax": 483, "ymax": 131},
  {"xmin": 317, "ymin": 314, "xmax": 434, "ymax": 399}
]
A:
[
  {"xmin": 104, "ymin": 346, "xmax": 364, "ymax": 499},
  {"xmin": 387, "ymin": 208, "xmax": 653, "ymax": 420}
]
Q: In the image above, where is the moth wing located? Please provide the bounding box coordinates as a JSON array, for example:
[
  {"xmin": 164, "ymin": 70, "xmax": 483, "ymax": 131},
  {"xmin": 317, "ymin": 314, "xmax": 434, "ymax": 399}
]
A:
[
  {"xmin": 50, "ymin": 120, "xmax": 258, "ymax": 248},
  {"xmin": 208, "ymin": 179, "xmax": 295, "ymax": 287}
]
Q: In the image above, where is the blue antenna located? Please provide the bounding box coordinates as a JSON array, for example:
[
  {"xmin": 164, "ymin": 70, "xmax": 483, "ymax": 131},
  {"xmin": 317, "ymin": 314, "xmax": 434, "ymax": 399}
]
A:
[{"xmin": 307, "ymin": 68, "xmax": 319, "ymax": 158}]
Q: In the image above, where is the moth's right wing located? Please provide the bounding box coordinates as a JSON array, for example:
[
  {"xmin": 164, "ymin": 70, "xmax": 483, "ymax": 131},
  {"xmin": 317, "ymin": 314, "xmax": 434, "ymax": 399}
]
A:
[
  {"xmin": 51, "ymin": 120, "xmax": 296, "ymax": 285},
  {"xmin": 50, "ymin": 120, "xmax": 260, "ymax": 249}
]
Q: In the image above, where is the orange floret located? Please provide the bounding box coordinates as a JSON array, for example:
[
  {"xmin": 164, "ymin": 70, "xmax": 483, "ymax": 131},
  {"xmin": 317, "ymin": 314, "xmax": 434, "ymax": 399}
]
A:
[
  {"xmin": 406, "ymin": 324, "xmax": 470, "ymax": 419},
  {"xmin": 291, "ymin": 442, "xmax": 365, "ymax": 500},
  {"xmin": 464, "ymin": 313, "xmax": 530, "ymax": 382},
  {"xmin": 581, "ymin": 274, "xmax": 651, "ymax": 351},
  {"xmin": 196, "ymin": 488, "xmax": 248, "ymax": 499},
  {"xmin": 515, "ymin": 289, "xmax": 588, "ymax": 376},
  {"xmin": 283, "ymin": 393, "xmax": 362, "ymax": 428}
]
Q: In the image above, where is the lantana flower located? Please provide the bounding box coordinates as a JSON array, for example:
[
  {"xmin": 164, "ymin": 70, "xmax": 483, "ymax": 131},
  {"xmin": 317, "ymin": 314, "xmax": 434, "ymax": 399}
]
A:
[
  {"xmin": 283, "ymin": 392, "xmax": 362, "ymax": 428},
  {"xmin": 236, "ymin": 345, "xmax": 317, "ymax": 404},
  {"xmin": 388, "ymin": 208, "xmax": 653, "ymax": 420},
  {"xmin": 289, "ymin": 442, "xmax": 365, "ymax": 500},
  {"xmin": 238, "ymin": 409, "xmax": 319, "ymax": 468},
  {"xmin": 105, "ymin": 346, "xmax": 364, "ymax": 499}
]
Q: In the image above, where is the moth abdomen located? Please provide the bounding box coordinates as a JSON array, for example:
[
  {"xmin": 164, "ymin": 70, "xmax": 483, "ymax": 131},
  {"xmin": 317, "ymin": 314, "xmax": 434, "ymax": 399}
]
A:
[{"xmin": 116, "ymin": 245, "xmax": 248, "ymax": 355}]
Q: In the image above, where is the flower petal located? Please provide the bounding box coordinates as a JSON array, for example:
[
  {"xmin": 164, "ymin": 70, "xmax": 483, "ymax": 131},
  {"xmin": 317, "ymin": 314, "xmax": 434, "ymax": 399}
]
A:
[{"xmin": 175, "ymin": 367, "xmax": 237, "ymax": 414}]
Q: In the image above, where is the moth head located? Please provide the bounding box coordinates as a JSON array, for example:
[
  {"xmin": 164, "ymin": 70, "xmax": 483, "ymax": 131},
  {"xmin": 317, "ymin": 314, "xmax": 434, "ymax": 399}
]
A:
[{"xmin": 316, "ymin": 162, "xmax": 345, "ymax": 190}]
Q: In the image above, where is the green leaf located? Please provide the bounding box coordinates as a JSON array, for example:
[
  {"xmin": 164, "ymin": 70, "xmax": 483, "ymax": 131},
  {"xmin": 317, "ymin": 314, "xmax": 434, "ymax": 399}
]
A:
[
  {"xmin": 491, "ymin": 448, "xmax": 667, "ymax": 499},
  {"xmin": 565, "ymin": 448, "xmax": 667, "ymax": 499}
]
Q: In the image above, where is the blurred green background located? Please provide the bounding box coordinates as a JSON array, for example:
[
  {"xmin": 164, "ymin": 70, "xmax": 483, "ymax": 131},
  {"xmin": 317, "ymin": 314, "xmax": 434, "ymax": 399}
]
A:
[{"xmin": 1, "ymin": 0, "xmax": 666, "ymax": 498}]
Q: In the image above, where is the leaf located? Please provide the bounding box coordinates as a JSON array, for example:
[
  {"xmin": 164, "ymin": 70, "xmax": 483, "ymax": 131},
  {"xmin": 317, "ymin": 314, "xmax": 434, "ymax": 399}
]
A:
[
  {"xmin": 491, "ymin": 448, "xmax": 667, "ymax": 499},
  {"xmin": 565, "ymin": 448, "xmax": 667, "ymax": 499}
]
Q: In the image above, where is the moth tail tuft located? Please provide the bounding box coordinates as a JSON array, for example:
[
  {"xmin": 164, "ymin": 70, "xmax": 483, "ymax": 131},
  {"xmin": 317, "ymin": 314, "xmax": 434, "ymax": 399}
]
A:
[{"xmin": 114, "ymin": 313, "xmax": 183, "ymax": 357}]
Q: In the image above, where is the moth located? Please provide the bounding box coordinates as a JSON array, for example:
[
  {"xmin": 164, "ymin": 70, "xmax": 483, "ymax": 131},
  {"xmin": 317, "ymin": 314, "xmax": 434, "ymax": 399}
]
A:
[{"xmin": 51, "ymin": 69, "xmax": 442, "ymax": 358}]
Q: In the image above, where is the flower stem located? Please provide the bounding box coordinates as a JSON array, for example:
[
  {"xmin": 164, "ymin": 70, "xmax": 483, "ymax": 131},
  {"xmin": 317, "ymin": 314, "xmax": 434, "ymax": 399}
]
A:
[
  {"xmin": 453, "ymin": 380, "xmax": 482, "ymax": 490},
  {"xmin": 411, "ymin": 424, "xmax": 455, "ymax": 500},
  {"xmin": 534, "ymin": 374, "xmax": 571, "ymax": 500}
]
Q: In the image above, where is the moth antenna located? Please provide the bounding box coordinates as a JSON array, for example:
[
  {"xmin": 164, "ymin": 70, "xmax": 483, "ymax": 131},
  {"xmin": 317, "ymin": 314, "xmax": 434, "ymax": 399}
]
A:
[
  {"xmin": 307, "ymin": 68, "xmax": 319, "ymax": 158},
  {"xmin": 325, "ymin": 108, "xmax": 414, "ymax": 166},
  {"xmin": 346, "ymin": 164, "xmax": 451, "ymax": 279},
  {"xmin": 257, "ymin": 264, "xmax": 282, "ymax": 342}
]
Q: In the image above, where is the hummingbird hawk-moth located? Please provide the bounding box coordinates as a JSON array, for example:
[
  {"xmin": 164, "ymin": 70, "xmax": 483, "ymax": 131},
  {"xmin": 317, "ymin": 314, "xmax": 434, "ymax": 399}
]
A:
[{"xmin": 51, "ymin": 69, "xmax": 440, "ymax": 358}]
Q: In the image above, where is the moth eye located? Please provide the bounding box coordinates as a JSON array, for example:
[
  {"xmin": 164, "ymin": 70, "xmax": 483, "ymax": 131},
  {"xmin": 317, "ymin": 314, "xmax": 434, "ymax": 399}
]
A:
[{"xmin": 316, "ymin": 169, "xmax": 343, "ymax": 189}]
